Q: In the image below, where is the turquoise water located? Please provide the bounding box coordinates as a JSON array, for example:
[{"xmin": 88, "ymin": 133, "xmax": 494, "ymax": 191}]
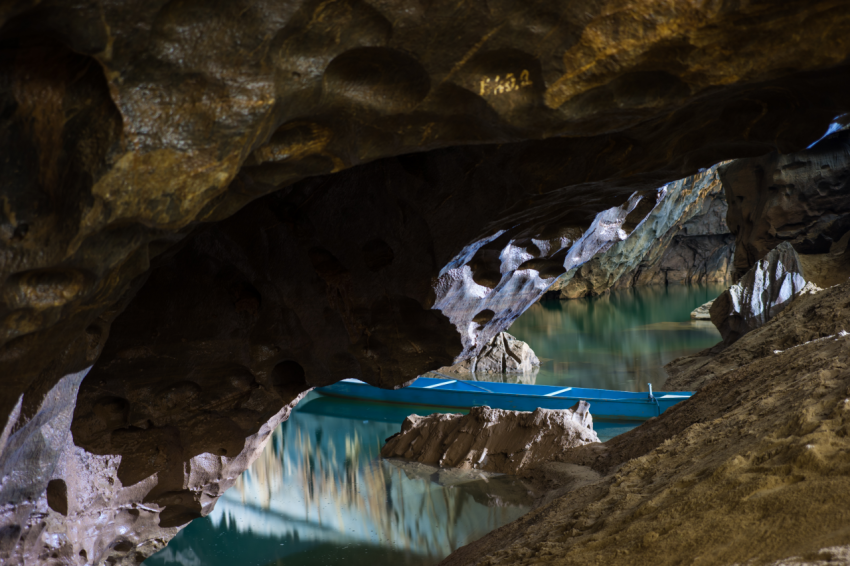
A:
[
  {"xmin": 145, "ymin": 394, "xmax": 534, "ymax": 566},
  {"xmin": 145, "ymin": 284, "xmax": 723, "ymax": 566},
  {"xmin": 509, "ymin": 284, "xmax": 724, "ymax": 391}
]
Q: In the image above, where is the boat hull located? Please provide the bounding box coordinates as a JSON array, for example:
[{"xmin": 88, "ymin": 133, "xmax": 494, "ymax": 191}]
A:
[{"xmin": 316, "ymin": 378, "xmax": 693, "ymax": 422}]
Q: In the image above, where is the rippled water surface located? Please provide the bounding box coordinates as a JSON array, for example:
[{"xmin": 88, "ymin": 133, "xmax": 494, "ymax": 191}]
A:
[{"xmin": 146, "ymin": 284, "xmax": 724, "ymax": 566}]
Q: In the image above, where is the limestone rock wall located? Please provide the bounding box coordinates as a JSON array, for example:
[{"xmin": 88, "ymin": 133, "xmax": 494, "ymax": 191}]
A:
[
  {"xmin": 721, "ymin": 127, "xmax": 850, "ymax": 279},
  {"xmin": 549, "ymin": 164, "xmax": 734, "ymax": 300},
  {"xmin": 4, "ymin": 0, "xmax": 850, "ymax": 444}
]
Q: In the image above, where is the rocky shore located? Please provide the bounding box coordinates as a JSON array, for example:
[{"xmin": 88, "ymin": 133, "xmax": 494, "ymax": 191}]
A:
[{"xmin": 440, "ymin": 276, "xmax": 850, "ymax": 566}]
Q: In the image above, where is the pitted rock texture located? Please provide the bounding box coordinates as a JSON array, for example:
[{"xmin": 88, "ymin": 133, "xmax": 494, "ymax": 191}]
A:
[
  {"xmin": 4, "ymin": 0, "xmax": 850, "ymax": 440},
  {"xmin": 549, "ymin": 163, "xmax": 734, "ymax": 300},
  {"xmin": 440, "ymin": 278, "xmax": 850, "ymax": 566},
  {"xmin": 382, "ymin": 403, "xmax": 598, "ymax": 475},
  {"xmin": 722, "ymin": 127, "xmax": 850, "ymax": 278},
  {"xmin": 710, "ymin": 242, "xmax": 807, "ymax": 345},
  {"xmin": 439, "ymin": 332, "xmax": 540, "ymax": 375}
]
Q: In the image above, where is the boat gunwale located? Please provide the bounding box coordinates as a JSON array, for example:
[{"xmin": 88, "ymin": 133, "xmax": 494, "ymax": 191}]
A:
[{"xmin": 330, "ymin": 378, "xmax": 692, "ymax": 404}]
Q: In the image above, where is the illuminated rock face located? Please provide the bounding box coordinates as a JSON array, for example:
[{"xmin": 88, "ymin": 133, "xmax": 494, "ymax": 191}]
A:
[
  {"xmin": 382, "ymin": 403, "xmax": 598, "ymax": 475},
  {"xmin": 439, "ymin": 332, "xmax": 540, "ymax": 375},
  {"xmin": 709, "ymin": 242, "xmax": 808, "ymax": 345},
  {"xmin": 549, "ymin": 164, "xmax": 734, "ymax": 299}
]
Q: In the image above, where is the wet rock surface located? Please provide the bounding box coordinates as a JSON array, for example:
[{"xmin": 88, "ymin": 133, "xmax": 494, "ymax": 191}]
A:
[
  {"xmin": 440, "ymin": 332, "xmax": 539, "ymax": 375},
  {"xmin": 550, "ymin": 164, "xmax": 734, "ymax": 299},
  {"xmin": 710, "ymin": 242, "xmax": 808, "ymax": 345},
  {"xmin": 441, "ymin": 276, "xmax": 850, "ymax": 566},
  {"xmin": 382, "ymin": 403, "xmax": 598, "ymax": 475}
]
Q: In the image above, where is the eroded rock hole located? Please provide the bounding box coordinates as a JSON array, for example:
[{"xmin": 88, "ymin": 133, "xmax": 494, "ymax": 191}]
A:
[
  {"xmin": 472, "ymin": 309, "xmax": 496, "ymax": 324},
  {"xmin": 271, "ymin": 360, "xmax": 308, "ymax": 398},
  {"xmin": 46, "ymin": 479, "xmax": 67, "ymax": 516}
]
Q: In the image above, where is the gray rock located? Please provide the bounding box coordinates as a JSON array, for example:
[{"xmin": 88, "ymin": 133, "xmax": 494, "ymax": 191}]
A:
[
  {"xmin": 691, "ymin": 300, "xmax": 714, "ymax": 320},
  {"xmin": 440, "ymin": 332, "xmax": 540, "ymax": 375},
  {"xmin": 550, "ymin": 164, "xmax": 735, "ymax": 300},
  {"xmin": 710, "ymin": 242, "xmax": 807, "ymax": 344}
]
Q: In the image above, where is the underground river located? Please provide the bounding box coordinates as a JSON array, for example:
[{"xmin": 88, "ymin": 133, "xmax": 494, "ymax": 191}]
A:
[{"xmin": 144, "ymin": 284, "xmax": 724, "ymax": 566}]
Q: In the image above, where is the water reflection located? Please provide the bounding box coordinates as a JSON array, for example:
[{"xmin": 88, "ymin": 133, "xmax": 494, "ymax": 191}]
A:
[
  {"xmin": 507, "ymin": 284, "xmax": 724, "ymax": 391},
  {"xmin": 145, "ymin": 393, "xmax": 532, "ymax": 566}
]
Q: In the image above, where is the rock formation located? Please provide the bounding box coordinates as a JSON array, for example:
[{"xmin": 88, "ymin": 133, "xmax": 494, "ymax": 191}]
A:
[
  {"xmin": 5, "ymin": 0, "xmax": 850, "ymax": 443},
  {"xmin": 0, "ymin": 366, "xmax": 307, "ymax": 566},
  {"xmin": 548, "ymin": 163, "xmax": 734, "ymax": 300},
  {"xmin": 690, "ymin": 300, "xmax": 713, "ymax": 320},
  {"xmin": 441, "ymin": 276, "xmax": 850, "ymax": 566},
  {"xmin": 1, "ymin": 1, "xmax": 850, "ymax": 564},
  {"xmin": 382, "ymin": 403, "xmax": 598, "ymax": 475},
  {"xmin": 721, "ymin": 127, "xmax": 850, "ymax": 280},
  {"xmin": 709, "ymin": 242, "xmax": 808, "ymax": 345},
  {"xmin": 439, "ymin": 332, "xmax": 539, "ymax": 375}
]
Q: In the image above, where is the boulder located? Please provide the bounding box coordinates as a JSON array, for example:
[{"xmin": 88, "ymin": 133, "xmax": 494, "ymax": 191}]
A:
[
  {"xmin": 709, "ymin": 242, "xmax": 807, "ymax": 344},
  {"xmin": 381, "ymin": 403, "xmax": 598, "ymax": 475},
  {"xmin": 440, "ymin": 332, "xmax": 540, "ymax": 375},
  {"xmin": 691, "ymin": 300, "xmax": 714, "ymax": 320}
]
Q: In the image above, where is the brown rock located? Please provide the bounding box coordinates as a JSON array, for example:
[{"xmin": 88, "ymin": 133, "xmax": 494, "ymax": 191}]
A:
[
  {"xmin": 722, "ymin": 127, "xmax": 850, "ymax": 280},
  {"xmin": 441, "ymin": 277, "xmax": 850, "ymax": 566},
  {"xmin": 381, "ymin": 403, "xmax": 598, "ymax": 475}
]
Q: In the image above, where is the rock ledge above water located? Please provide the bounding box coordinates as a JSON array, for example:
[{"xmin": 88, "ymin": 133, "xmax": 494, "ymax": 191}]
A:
[{"xmin": 381, "ymin": 404, "xmax": 598, "ymax": 475}]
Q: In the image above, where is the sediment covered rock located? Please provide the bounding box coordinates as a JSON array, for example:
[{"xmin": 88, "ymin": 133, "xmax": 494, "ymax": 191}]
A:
[
  {"xmin": 710, "ymin": 242, "xmax": 807, "ymax": 345},
  {"xmin": 439, "ymin": 332, "xmax": 539, "ymax": 375},
  {"xmin": 382, "ymin": 404, "xmax": 598, "ymax": 475}
]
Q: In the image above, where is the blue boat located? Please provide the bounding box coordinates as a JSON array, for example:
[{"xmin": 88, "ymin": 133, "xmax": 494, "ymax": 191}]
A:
[{"xmin": 316, "ymin": 376, "xmax": 693, "ymax": 422}]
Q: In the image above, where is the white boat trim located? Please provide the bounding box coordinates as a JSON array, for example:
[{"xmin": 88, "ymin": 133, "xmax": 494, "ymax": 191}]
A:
[{"xmin": 423, "ymin": 380, "xmax": 457, "ymax": 389}]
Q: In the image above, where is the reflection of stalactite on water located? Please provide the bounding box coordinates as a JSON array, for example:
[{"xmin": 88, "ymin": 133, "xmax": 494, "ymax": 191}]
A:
[{"xmin": 229, "ymin": 415, "xmax": 525, "ymax": 557}]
